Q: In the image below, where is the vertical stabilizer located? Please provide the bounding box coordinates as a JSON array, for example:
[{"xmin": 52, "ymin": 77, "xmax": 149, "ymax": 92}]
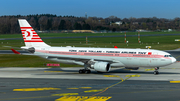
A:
[{"xmin": 18, "ymin": 19, "xmax": 50, "ymax": 48}]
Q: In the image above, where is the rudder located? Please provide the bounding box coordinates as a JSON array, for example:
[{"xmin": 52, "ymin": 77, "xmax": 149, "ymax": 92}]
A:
[{"xmin": 18, "ymin": 19, "xmax": 50, "ymax": 48}]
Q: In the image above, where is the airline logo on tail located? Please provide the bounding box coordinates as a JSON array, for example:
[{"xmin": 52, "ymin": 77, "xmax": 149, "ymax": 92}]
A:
[
  {"xmin": 24, "ymin": 29, "xmax": 32, "ymax": 40},
  {"xmin": 18, "ymin": 19, "xmax": 50, "ymax": 47},
  {"xmin": 21, "ymin": 27, "xmax": 43, "ymax": 42}
]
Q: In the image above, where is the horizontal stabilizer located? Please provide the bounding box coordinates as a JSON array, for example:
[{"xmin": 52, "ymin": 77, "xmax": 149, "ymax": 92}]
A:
[
  {"xmin": 11, "ymin": 49, "xmax": 21, "ymax": 54},
  {"xmin": 114, "ymin": 46, "xmax": 118, "ymax": 48}
]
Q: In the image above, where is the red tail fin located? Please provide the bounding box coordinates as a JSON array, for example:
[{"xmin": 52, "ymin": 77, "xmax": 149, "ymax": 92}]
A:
[{"xmin": 18, "ymin": 19, "xmax": 50, "ymax": 47}]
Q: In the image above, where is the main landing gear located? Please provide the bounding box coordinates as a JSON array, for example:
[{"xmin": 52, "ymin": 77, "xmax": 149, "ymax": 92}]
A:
[
  {"xmin": 79, "ymin": 63, "xmax": 91, "ymax": 74},
  {"xmin": 79, "ymin": 69, "xmax": 91, "ymax": 74},
  {"xmin": 154, "ymin": 67, "xmax": 159, "ymax": 75}
]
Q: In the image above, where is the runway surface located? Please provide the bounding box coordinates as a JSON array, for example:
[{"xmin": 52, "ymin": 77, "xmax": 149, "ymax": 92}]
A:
[{"xmin": 0, "ymin": 62, "xmax": 180, "ymax": 101}]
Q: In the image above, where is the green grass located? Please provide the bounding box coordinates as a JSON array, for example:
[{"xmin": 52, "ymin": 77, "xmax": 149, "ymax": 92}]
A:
[
  {"xmin": 1, "ymin": 31, "xmax": 180, "ymax": 38},
  {"xmin": 0, "ymin": 54, "xmax": 81, "ymax": 67},
  {"xmin": 1, "ymin": 34, "xmax": 179, "ymax": 50},
  {"xmin": 0, "ymin": 31, "xmax": 180, "ymax": 67}
]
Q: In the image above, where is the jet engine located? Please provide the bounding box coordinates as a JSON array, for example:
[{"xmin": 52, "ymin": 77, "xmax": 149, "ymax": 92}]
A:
[{"xmin": 90, "ymin": 62, "xmax": 111, "ymax": 72}]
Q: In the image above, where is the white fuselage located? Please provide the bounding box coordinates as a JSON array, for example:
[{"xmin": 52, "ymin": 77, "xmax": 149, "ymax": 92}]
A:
[
  {"xmin": 18, "ymin": 19, "xmax": 177, "ymax": 74},
  {"xmin": 34, "ymin": 46, "xmax": 176, "ymax": 68}
]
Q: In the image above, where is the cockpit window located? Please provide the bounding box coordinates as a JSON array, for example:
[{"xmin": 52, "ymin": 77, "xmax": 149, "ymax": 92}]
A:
[{"xmin": 164, "ymin": 55, "xmax": 172, "ymax": 57}]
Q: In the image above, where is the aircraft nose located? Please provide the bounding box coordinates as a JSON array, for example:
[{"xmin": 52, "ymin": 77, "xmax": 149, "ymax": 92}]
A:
[{"xmin": 171, "ymin": 57, "xmax": 176, "ymax": 63}]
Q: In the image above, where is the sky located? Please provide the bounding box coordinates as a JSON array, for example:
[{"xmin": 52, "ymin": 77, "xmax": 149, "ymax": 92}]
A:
[{"xmin": 0, "ymin": 0, "xmax": 180, "ymax": 19}]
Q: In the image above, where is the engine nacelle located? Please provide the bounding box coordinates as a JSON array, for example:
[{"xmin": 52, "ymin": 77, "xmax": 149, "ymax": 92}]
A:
[
  {"xmin": 125, "ymin": 67, "xmax": 139, "ymax": 70},
  {"xmin": 21, "ymin": 46, "xmax": 35, "ymax": 53},
  {"xmin": 92, "ymin": 62, "xmax": 111, "ymax": 72}
]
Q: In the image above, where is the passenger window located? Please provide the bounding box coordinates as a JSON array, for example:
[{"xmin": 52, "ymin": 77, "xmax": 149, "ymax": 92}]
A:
[{"xmin": 164, "ymin": 55, "xmax": 172, "ymax": 57}]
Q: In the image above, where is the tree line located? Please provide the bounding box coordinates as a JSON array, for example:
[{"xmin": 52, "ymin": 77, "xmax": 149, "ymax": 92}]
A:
[{"xmin": 0, "ymin": 14, "xmax": 180, "ymax": 34}]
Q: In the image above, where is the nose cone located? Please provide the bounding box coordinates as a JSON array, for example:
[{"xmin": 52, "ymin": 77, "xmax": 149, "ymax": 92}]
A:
[{"xmin": 171, "ymin": 57, "xmax": 176, "ymax": 63}]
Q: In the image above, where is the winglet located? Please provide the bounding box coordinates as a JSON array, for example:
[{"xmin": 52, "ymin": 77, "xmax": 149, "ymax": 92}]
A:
[
  {"xmin": 11, "ymin": 49, "xmax": 21, "ymax": 54},
  {"xmin": 114, "ymin": 46, "xmax": 118, "ymax": 48}
]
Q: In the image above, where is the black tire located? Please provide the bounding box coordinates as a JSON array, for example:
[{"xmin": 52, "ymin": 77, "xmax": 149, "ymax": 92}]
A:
[
  {"xmin": 79, "ymin": 70, "xmax": 83, "ymax": 74},
  {"xmin": 85, "ymin": 70, "xmax": 91, "ymax": 74},
  {"xmin": 85, "ymin": 70, "xmax": 88, "ymax": 74},
  {"xmin": 154, "ymin": 71, "xmax": 158, "ymax": 75},
  {"xmin": 88, "ymin": 70, "xmax": 91, "ymax": 73},
  {"xmin": 154, "ymin": 71, "xmax": 156, "ymax": 75}
]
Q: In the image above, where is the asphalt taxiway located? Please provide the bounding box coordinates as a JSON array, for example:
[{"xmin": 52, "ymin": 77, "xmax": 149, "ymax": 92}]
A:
[{"xmin": 0, "ymin": 62, "xmax": 180, "ymax": 101}]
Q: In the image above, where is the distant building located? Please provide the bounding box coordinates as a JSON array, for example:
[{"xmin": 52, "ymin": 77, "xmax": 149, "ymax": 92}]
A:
[
  {"xmin": 168, "ymin": 29, "xmax": 172, "ymax": 32},
  {"xmin": 110, "ymin": 21, "xmax": 122, "ymax": 26},
  {"xmin": 136, "ymin": 29, "xmax": 149, "ymax": 32},
  {"xmin": 115, "ymin": 21, "xmax": 122, "ymax": 25}
]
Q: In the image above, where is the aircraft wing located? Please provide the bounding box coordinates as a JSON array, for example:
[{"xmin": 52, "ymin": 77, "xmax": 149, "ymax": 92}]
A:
[{"xmin": 46, "ymin": 56, "xmax": 120, "ymax": 64}]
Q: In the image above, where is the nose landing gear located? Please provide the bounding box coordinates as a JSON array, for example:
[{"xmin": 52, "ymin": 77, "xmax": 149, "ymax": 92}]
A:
[{"xmin": 154, "ymin": 67, "xmax": 159, "ymax": 75}]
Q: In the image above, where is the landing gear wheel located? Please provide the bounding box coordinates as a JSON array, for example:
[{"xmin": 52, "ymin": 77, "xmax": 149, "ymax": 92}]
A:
[
  {"xmin": 154, "ymin": 67, "xmax": 159, "ymax": 75},
  {"xmin": 154, "ymin": 71, "xmax": 159, "ymax": 75},
  {"xmin": 79, "ymin": 69, "xmax": 91, "ymax": 74},
  {"xmin": 86, "ymin": 70, "xmax": 91, "ymax": 73},
  {"xmin": 79, "ymin": 69, "xmax": 84, "ymax": 74}
]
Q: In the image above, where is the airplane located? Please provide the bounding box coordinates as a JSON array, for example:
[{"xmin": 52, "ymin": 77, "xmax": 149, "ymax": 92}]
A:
[{"xmin": 16, "ymin": 19, "xmax": 176, "ymax": 75}]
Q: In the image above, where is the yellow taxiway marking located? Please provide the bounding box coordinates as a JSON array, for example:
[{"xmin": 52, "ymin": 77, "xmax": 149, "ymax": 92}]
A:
[
  {"xmin": 145, "ymin": 68, "xmax": 154, "ymax": 71},
  {"xmin": 55, "ymin": 96, "xmax": 112, "ymax": 101},
  {"xmin": 67, "ymin": 88, "xmax": 79, "ymax": 89},
  {"xmin": 52, "ymin": 93, "xmax": 79, "ymax": 96},
  {"xmin": 170, "ymin": 81, "xmax": 180, "ymax": 83},
  {"xmin": 175, "ymin": 55, "xmax": 180, "ymax": 59},
  {"xmin": 125, "ymin": 75, "xmax": 141, "ymax": 77},
  {"xmin": 91, "ymin": 75, "xmax": 125, "ymax": 96},
  {"xmin": 84, "ymin": 89, "xmax": 104, "ymax": 93},
  {"xmin": 79, "ymin": 87, "xmax": 92, "ymax": 89},
  {"xmin": 103, "ymin": 75, "xmax": 120, "ymax": 77},
  {"xmin": 44, "ymin": 71, "xmax": 63, "ymax": 72},
  {"xmin": 104, "ymin": 75, "xmax": 123, "ymax": 81},
  {"xmin": 13, "ymin": 87, "xmax": 61, "ymax": 91},
  {"xmin": 91, "ymin": 74, "xmax": 139, "ymax": 96}
]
